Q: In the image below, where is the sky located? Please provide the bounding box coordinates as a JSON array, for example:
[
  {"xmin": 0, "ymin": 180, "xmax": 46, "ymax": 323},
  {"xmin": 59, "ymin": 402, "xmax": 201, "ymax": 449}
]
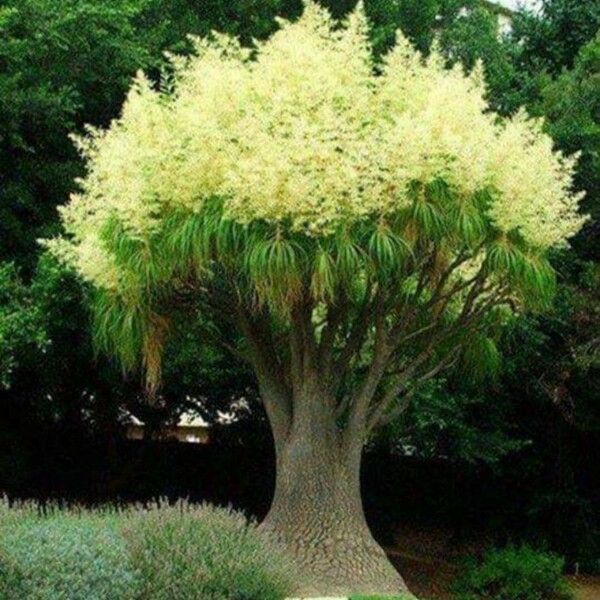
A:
[{"xmin": 493, "ymin": 0, "xmax": 541, "ymax": 11}]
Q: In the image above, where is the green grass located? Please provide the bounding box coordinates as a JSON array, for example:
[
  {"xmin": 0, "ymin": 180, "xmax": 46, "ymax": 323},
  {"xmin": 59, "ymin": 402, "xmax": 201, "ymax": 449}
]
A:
[{"xmin": 350, "ymin": 595, "xmax": 416, "ymax": 600}]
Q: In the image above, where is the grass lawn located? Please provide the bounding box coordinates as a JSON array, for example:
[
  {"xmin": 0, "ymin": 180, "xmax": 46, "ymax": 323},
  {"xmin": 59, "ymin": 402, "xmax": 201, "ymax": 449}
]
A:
[{"xmin": 350, "ymin": 595, "xmax": 415, "ymax": 599}]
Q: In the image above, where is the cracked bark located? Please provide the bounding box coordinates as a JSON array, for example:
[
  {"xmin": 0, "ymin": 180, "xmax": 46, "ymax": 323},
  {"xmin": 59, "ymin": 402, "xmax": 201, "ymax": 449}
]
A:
[{"xmin": 260, "ymin": 383, "xmax": 408, "ymax": 596}]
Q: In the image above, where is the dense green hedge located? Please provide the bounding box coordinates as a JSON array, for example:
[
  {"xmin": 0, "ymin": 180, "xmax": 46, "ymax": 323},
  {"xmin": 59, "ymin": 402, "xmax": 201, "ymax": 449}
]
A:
[{"xmin": 0, "ymin": 499, "xmax": 294, "ymax": 600}]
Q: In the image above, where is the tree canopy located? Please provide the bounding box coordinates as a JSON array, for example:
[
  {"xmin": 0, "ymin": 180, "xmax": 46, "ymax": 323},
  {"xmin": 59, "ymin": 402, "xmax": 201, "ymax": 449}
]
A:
[
  {"xmin": 535, "ymin": 34, "xmax": 600, "ymax": 257},
  {"xmin": 57, "ymin": 4, "xmax": 584, "ymax": 392}
]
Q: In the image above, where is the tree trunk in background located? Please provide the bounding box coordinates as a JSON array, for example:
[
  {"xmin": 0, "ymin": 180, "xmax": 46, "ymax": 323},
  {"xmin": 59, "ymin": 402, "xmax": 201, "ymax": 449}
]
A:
[{"xmin": 260, "ymin": 391, "xmax": 410, "ymax": 597}]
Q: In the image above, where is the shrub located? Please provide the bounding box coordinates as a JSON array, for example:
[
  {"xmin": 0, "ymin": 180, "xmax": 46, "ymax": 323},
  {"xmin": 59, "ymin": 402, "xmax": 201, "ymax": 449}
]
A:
[
  {"xmin": 0, "ymin": 505, "xmax": 138, "ymax": 600},
  {"xmin": 123, "ymin": 501, "xmax": 295, "ymax": 600},
  {"xmin": 0, "ymin": 547, "xmax": 25, "ymax": 599},
  {"xmin": 454, "ymin": 545, "xmax": 574, "ymax": 600},
  {"xmin": 0, "ymin": 499, "xmax": 294, "ymax": 600}
]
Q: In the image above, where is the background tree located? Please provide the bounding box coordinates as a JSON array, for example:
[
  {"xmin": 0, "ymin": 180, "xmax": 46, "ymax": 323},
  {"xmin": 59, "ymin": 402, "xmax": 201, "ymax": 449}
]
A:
[
  {"xmin": 55, "ymin": 4, "xmax": 584, "ymax": 593},
  {"xmin": 512, "ymin": 0, "xmax": 600, "ymax": 76},
  {"xmin": 0, "ymin": 0, "xmax": 153, "ymax": 268},
  {"xmin": 534, "ymin": 34, "xmax": 600, "ymax": 258},
  {"xmin": 0, "ymin": 263, "xmax": 46, "ymax": 389}
]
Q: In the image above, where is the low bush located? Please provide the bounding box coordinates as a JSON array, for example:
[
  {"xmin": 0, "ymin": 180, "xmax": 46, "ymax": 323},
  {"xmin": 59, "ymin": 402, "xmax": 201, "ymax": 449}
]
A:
[
  {"xmin": 0, "ymin": 507, "xmax": 138, "ymax": 600},
  {"xmin": 0, "ymin": 547, "xmax": 25, "ymax": 599},
  {"xmin": 123, "ymin": 501, "xmax": 295, "ymax": 600},
  {"xmin": 454, "ymin": 545, "xmax": 574, "ymax": 600},
  {"xmin": 0, "ymin": 498, "xmax": 292, "ymax": 600}
]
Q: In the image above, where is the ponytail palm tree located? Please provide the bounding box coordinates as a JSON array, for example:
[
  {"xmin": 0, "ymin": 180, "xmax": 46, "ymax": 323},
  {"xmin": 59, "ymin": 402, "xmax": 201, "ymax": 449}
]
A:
[{"xmin": 54, "ymin": 3, "xmax": 585, "ymax": 595}]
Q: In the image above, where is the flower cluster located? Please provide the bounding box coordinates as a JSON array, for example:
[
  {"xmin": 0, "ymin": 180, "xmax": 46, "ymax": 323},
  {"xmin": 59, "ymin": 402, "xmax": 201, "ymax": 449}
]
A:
[{"xmin": 59, "ymin": 2, "xmax": 585, "ymax": 291}]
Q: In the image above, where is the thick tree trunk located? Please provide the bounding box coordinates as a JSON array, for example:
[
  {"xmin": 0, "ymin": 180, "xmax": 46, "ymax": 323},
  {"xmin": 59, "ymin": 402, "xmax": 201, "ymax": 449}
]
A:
[{"xmin": 260, "ymin": 393, "xmax": 410, "ymax": 597}]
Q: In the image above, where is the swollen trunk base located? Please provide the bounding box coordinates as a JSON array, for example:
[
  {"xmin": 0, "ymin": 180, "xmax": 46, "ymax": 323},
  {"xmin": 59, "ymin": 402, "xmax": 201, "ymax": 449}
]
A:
[{"xmin": 261, "ymin": 430, "xmax": 410, "ymax": 597}]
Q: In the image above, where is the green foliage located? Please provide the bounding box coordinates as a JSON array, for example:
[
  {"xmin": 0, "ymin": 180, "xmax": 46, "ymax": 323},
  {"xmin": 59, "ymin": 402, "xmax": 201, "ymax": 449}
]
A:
[
  {"xmin": 454, "ymin": 545, "xmax": 574, "ymax": 600},
  {"xmin": 460, "ymin": 333, "xmax": 502, "ymax": 382},
  {"xmin": 512, "ymin": 0, "xmax": 600, "ymax": 75},
  {"xmin": 378, "ymin": 0, "xmax": 440, "ymax": 54},
  {"xmin": 535, "ymin": 34, "xmax": 600, "ymax": 259},
  {"xmin": 0, "ymin": 0, "xmax": 153, "ymax": 268},
  {"xmin": 123, "ymin": 502, "xmax": 294, "ymax": 600},
  {"xmin": 87, "ymin": 187, "xmax": 556, "ymax": 384},
  {"xmin": 0, "ymin": 547, "xmax": 25, "ymax": 600},
  {"xmin": 0, "ymin": 505, "xmax": 138, "ymax": 600},
  {"xmin": 140, "ymin": 0, "xmax": 286, "ymax": 52},
  {"xmin": 439, "ymin": 2, "xmax": 527, "ymax": 114},
  {"xmin": 0, "ymin": 499, "xmax": 294, "ymax": 600},
  {"xmin": 380, "ymin": 379, "xmax": 527, "ymax": 465},
  {"xmin": 501, "ymin": 256, "xmax": 600, "ymax": 435},
  {"xmin": 0, "ymin": 263, "xmax": 46, "ymax": 388}
]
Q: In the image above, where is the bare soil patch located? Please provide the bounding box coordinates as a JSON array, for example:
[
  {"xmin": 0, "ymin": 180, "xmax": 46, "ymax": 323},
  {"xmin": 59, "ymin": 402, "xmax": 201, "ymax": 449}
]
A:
[{"xmin": 569, "ymin": 576, "xmax": 600, "ymax": 600}]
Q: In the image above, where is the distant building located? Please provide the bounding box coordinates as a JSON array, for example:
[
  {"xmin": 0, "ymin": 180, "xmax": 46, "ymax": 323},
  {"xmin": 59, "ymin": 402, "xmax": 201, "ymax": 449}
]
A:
[
  {"xmin": 124, "ymin": 411, "xmax": 211, "ymax": 444},
  {"xmin": 123, "ymin": 398, "xmax": 250, "ymax": 444}
]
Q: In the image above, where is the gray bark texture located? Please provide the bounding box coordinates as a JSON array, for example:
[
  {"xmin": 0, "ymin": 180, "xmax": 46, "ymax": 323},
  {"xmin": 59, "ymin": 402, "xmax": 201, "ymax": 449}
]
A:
[{"xmin": 259, "ymin": 388, "xmax": 410, "ymax": 597}]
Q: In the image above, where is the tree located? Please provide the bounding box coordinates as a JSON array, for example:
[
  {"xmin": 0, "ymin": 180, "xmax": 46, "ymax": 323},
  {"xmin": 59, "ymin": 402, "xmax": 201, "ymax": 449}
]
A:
[
  {"xmin": 0, "ymin": 0, "xmax": 156, "ymax": 268},
  {"xmin": 378, "ymin": 377, "xmax": 529, "ymax": 466},
  {"xmin": 512, "ymin": 0, "xmax": 600, "ymax": 76},
  {"xmin": 52, "ymin": 4, "xmax": 584, "ymax": 595},
  {"xmin": 0, "ymin": 263, "xmax": 46, "ymax": 389},
  {"xmin": 490, "ymin": 257, "xmax": 600, "ymax": 567},
  {"xmin": 535, "ymin": 35, "xmax": 600, "ymax": 259},
  {"xmin": 439, "ymin": 2, "xmax": 527, "ymax": 115}
]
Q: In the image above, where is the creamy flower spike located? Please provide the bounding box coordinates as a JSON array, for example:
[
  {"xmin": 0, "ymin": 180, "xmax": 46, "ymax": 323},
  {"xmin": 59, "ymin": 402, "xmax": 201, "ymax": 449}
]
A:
[{"xmin": 59, "ymin": 2, "xmax": 585, "ymax": 290}]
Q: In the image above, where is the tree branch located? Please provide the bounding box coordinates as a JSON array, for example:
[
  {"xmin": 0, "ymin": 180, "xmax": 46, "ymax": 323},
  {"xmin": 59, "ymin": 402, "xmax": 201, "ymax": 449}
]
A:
[
  {"xmin": 367, "ymin": 349, "xmax": 459, "ymax": 433},
  {"xmin": 343, "ymin": 288, "xmax": 392, "ymax": 441},
  {"xmin": 235, "ymin": 303, "xmax": 293, "ymax": 447},
  {"xmin": 331, "ymin": 281, "xmax": 376, "ymax": 392}
]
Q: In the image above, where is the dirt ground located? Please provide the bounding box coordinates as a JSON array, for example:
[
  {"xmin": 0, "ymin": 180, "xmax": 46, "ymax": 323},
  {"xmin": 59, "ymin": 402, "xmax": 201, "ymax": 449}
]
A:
[
  {"xmin": 569, "ymin": 576, "xmax": 600, "ymax": 600},
  {"xmin": 384, "ymin": 525, "xmax": 600, "ymax": 600}
]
